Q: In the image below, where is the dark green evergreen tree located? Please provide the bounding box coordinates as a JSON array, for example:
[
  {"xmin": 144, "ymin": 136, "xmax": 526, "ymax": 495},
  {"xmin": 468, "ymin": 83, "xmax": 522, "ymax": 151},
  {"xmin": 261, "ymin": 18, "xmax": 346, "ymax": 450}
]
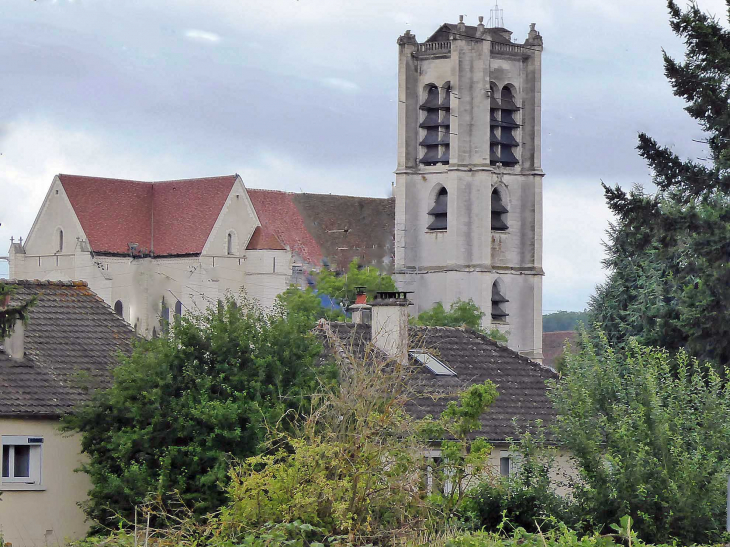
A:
[{"xmin": 591, "ymin": 0, "xmax": 730, "ymax": 366}]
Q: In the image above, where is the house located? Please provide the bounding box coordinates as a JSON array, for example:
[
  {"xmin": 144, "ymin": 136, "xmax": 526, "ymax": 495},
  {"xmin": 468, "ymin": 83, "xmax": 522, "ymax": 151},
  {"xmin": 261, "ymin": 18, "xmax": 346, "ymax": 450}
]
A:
[
  {"xmin": 8, "ymin": 175, "xmax": 394, "ymax": 337},
  {"xmin": 318, "ymin": 291, "xmax": 566, "ymax": 478},
  {"xmin": 0, "ymin": 280, "xmax": 135, "ymax": 547}
]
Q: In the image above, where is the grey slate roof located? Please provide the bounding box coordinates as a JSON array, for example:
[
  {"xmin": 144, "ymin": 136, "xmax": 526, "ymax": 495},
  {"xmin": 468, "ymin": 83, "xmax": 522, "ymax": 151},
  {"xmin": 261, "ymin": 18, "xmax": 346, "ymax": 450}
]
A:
[
  {"xmin": 0, "ymin": 280, "xmax": 135, "ymax": 418},
  {"xmin": 320, "ymin": 322, "xmax": 557, "ymax": 442}
]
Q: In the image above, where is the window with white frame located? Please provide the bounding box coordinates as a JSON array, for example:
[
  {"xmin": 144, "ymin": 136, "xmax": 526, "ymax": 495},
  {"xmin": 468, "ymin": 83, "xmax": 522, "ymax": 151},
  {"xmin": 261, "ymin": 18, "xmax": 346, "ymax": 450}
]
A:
[{"xmin": 2, "ymin": 436, "xmax": 43, "ymax": 485}]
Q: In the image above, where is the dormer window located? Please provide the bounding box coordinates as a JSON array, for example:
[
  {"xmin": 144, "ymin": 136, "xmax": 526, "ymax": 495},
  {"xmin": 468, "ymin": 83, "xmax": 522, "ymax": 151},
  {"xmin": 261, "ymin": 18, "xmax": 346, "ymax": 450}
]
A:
[
  {"xmin": 427, "ymin": 187, "xmax": 448, "ymax": 231},
  {"xmin": 491, "ymin": 281, "xmax": 509, "ymax": 322},
  {"xmin": 491, "ymin": 189, "xmax": 509, "ymax": 231}
]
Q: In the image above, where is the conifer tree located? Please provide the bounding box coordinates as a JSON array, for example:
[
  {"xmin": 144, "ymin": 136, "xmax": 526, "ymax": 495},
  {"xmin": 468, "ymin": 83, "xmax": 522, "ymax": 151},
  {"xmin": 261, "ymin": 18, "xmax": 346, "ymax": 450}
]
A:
[{"xmin": 591, "ymin": 1, "xmax": 730, "ymax": 365}]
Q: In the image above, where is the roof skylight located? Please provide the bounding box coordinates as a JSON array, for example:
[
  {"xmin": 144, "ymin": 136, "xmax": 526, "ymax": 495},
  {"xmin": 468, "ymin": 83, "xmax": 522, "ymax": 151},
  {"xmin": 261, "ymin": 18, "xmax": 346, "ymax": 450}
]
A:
[{"xmin": 409, "ymin": 350, "xmax": 457, "ymax": 376}]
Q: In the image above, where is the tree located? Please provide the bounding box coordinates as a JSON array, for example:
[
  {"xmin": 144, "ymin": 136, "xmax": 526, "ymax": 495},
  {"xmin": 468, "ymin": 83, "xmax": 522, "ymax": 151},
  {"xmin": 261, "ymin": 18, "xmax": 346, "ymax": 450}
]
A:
[
  {"xmin": 63, "ymin": 296, "xmax": 325, "ymax": 528},
  {"xmin": 413, "ymin": 299, "xmax": 508, "ymax": 343},
  {"xmin": 0, "ymin": 282, "xmax": 36, "ymax": 339},
  {"xmin": 542, "ymin": 310, "xmax": 589, "ymax": 333},
  {"xmin": 590, "ymin": 1, "xmax": 730, "ymax": 366},
  {"xmin": 314, "ymin": 259, "xmax": 397, "ymax": 307},
  {"xmin": 549, "ymin": 331, "xmax": 730, "ymax": 544},
  {"xmin": 276, "ymin": 285, "xmax": 345, "ymax": 325}
]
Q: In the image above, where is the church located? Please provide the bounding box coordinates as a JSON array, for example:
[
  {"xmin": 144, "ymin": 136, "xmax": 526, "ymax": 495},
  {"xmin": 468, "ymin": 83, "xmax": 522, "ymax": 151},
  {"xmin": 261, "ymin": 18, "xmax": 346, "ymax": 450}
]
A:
[{"xmin": 8, "ymin": 16, "xmax": 544, "ymax": 360}]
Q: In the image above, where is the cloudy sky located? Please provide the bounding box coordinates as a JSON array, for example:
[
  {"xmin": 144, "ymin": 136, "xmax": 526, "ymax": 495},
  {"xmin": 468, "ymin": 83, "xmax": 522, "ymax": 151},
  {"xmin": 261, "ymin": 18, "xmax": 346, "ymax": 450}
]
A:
[{"xmin": 0, "ymin": 0, "xmax": 723, "ymax": 312}]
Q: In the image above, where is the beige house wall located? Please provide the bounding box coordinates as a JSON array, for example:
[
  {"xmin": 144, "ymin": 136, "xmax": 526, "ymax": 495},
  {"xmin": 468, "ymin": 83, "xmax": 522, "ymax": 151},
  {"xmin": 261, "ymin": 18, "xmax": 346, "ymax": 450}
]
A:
[{"xmin": 0, "ymin": 418, "xmax": 90, "ymax": 547}]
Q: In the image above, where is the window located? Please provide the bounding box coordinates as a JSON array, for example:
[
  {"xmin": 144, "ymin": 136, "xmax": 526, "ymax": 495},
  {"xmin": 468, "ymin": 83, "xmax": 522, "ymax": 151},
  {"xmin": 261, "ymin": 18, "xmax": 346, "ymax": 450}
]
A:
[
  {"xmin": 427, "ymin": 187, "xmax": 448, "ymax": 231},
  {"xmin": 2, "ymin": 436, "xmax": 43, "ymax": 486},
  {"xmin": 419, "ymin": 83, "xmax": 450, "ymax": 166},
  {"xmin": 410, "ymin": 350, "xmax": 456, "ymax": 376},
  {"xmin": 491, "ymin": 189, "xmax": 509, "ymax": 231},
  {"xmin": 114, "ymin": 300, "xmax": 123, "ymax": 318},
  {"xmin": 175, "ymin": 300, "xmax": 182, "ymax": 317},
  {"xmin": 491, "ymin": 280, "xmax": 509, "ymax": 322},
  {"xmin": 58, "ymin": 229, "xmax": 64, "ymax": 252},
  {"xmin": 227, "ymin": 232, "xmax": 234, "ymax": 255},
  {"xmin": 500, "ymin": 453, "xmax": 512, "ymax": 477},
  {"xmin": 489, "ymin": 84, "xmax": 519, "ymax": 167},
  {"xmin": 161, "ymin": 299, "xmax": 170, "ymax": 328}
]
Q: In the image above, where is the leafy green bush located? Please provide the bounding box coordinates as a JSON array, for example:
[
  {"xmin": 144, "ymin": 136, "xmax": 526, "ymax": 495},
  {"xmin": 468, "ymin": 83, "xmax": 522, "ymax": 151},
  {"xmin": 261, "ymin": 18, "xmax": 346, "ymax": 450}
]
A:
[
  {"xmin": 550, "ymin": 331, "xmax": 730, "ymax": 544},
  {"xmin": 63, "ymin": 295, "xmax": 326, "ymax": 529},
  {"xmin": 314, "ymin": 259, "xmax": 397, "ymax": 306},
  {"xmin": 412, "ymin": 299, "xmax": 508, "ymax": 343}
]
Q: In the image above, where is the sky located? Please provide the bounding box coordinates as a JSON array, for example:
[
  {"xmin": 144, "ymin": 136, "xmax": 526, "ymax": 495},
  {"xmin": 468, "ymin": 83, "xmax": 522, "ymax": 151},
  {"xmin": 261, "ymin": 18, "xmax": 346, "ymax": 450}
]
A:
[{"xmin": 0, "ymin": 0, "xmax": 724, "ymax": 312}]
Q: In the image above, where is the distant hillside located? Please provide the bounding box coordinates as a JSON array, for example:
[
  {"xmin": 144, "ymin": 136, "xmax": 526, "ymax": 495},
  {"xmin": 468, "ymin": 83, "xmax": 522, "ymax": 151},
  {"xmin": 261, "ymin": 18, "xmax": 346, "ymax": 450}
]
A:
[{"xmin": 543, "ymin": 310, "xmax": 589, "ymax": 332}]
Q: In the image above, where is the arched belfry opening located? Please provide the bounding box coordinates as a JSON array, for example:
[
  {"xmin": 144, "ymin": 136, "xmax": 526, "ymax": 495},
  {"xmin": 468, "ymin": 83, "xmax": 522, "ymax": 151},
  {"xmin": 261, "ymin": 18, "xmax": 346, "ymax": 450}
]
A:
[
  {"xmin": 489, "ymin": 84, "xmax": 520, "ymax": 166},
  {"xmin": 427, "ymin": 186, "xmax": 448, "ymax": 231},
  {"xmin": 419, "ymin": 83, "xmax": 450, "ymax": 166},
  {"xmin": 491, "ymin": 280, "xmax": 509, "ymax": 322},
  {"xmin": 491, "ymin": 188, "xmax": 509, "ymax": 231}
]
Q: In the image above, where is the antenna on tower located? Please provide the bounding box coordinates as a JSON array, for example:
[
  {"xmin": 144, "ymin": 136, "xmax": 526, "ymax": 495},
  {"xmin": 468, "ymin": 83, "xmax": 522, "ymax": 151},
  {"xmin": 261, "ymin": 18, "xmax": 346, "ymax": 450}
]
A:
[{"xmin": 487, "ymin": 1, "xmax": 504, "ymax": 28}]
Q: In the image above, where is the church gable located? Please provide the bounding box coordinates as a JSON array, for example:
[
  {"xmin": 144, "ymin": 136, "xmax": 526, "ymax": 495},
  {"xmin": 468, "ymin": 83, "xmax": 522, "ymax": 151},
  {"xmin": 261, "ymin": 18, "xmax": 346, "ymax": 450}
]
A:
[{"xmin": 23, "ymin": 175, "xmax": 89, "ymax": 257}]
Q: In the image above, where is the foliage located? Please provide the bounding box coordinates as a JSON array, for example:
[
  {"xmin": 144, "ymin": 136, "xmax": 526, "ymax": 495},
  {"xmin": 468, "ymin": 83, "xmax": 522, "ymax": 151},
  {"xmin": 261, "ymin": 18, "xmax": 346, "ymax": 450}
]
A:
[
  {"xmin": 549, "ymin": 330, "xmax": 730, "ymax": 544},
  {"xmin": 0, "ymin": 282, "xmax": 36, "ymax": 339},
  {"xmin": 314, "ymin": 259, "xmax": 397, "ymax": 307},
  {"xmin": 218, "ymin": 342, "xmax": 498, "ymax": 544},
  {"xmin": 460, "ymin": 432, "xmax": 576, "ymax": 534},
  {"xmin": 412, "ymin": 299, "xmax": 508, "ymax": 344},
  {"xmin": 277, "ymin": 285, "xmax": 346, "ymax": 325},
  {"xmin": 63, "ymin": 295, "xmax": 325, "ymax": 529},
  {"xmin": 542, "ymin": 311, "xmax": 588, "ymax": 333},
  {"xmin": 589, "ymin": 1, "xmax": 730, "ymax": 366}
]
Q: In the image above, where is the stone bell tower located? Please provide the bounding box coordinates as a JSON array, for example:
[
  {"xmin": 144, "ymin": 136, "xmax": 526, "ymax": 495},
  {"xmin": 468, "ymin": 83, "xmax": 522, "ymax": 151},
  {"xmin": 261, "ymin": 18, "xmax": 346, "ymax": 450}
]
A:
[{"xmin": 393, "ymin": 14, "xmax": 544, "ymax": 360}]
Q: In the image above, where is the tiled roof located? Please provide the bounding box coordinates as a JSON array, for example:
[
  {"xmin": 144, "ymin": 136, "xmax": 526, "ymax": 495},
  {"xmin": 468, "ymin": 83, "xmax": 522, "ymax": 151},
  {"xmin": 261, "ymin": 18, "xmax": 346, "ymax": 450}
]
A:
[
  {"xmin": 247, "ymin": 189, "xmax": 394, "ymax": 271},
  {"xmin": 247, "ymin": 189, "xmax": 324, "ymax": 265},
  {"xmin": 320, "ymin": 322, "xmax": 557, "ymax": 442},
  {"xmin": 59, "ymin": 174, "xmax": 236, "ymax": 256},
  {"xmin": 0, "ymin": 280, "xmax": 135, "ymax": 417},
  {"xmin": 246, "ymin": 226, "xmax": 287, "ymax": 251},
  {"xmin": 542, "ymin": 331, "xmax": 578, "ymax": 370}
]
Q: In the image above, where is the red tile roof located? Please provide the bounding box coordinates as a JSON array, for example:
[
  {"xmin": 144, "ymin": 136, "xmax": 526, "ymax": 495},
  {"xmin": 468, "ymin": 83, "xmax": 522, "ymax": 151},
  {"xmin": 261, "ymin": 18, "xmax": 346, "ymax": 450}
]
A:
[
  {"xmin": 542, "ymin": 331, "xmax": 578, "ymax": 370},
  {"xmin": 247, "ymin": 189, "xmax": 324, "ymax": 265},
  {"xmin": 59, "ymin": 174, "xmax": 236, "ymax": 255},
  {"xmin": 246, "ymin": 226, "xmax": 286, "ymax": 250}
]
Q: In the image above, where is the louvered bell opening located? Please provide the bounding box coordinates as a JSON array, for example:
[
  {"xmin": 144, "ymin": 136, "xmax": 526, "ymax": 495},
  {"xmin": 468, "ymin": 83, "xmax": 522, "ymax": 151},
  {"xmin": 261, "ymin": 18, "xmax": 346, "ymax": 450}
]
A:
[
  {"xmin": 491, "ymin": 194, "xmax": 509, "ymax": 214},
  {"xmin": 492, "ymin": 285, "xmax": 509, "ymax": 303},
  {"xmin": 440, "ymin": 90, "xmax": 451, "ymax": 109},
  {"xmin": 421, "ymin": 87, "xmax": 440, "ymax": 110},
  {"xmin": 490, "ymin": 145, "xmax": 501, "ymax": 163},
  {"xmin": 490, "ymin": 130, "xmax": 500, "ymax": 144},
  {"xmin": 439, "ymin": 112, "xmax": 451, "ymax": 126},
  {"xmin": 420, "ymin": 129, "xmax": 440, "ymax": 146},
  {"xmin": 420, "ymin": 110, "xmax": 441, "ymax": 128},
  {"xmin": 501, "ymin": 111, "xmax": 519, "ymax": 127},
  {"xmin": 490, "ymin": 109, "xmax": 500, "ymax": 124},
  {"xmin": 420, "ymin": 146, "xmax": 440, "ymax": 165},
  {"xmin": 499, "ymin": 128, "xmax": 519, "ymax": 146},
  {"xmin": 499, "ymin": 146, "xmax": 519, "ymax": 165},
  {"xmin": 439, "ymin": 132, "xmax": 450, "ymax": 145},
  {"xmin": 491, "ymin": 212, "xmax": 509, "ymax": 231},
  {"xmin": 500, "ymin": 98, "xmax": 519, "ymax": 111},
  {"xmin": 491, "ymin": 95, "xmax": 501, "ymax": 109},
  {"xmin": 438, "ymin": 147, "xmax": 450, "ymax": 164},
  {"xmin": 491, "ymin": 304, "xmax": 509, "ymax": 321},
  {"xmin": 428, "ymin": 201, "xmax": 447, "ymax": 215},
  {"xmin": 428, "ymin": 214, "xmax": 447, "ymax": 231}
]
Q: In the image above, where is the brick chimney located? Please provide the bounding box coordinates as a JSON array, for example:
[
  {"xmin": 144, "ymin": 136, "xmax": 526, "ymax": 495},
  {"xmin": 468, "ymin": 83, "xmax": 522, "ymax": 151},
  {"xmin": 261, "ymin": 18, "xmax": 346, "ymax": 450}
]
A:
[{"xmin": 370, "ymin": 291, "xmax": 412, "ymax": 364}]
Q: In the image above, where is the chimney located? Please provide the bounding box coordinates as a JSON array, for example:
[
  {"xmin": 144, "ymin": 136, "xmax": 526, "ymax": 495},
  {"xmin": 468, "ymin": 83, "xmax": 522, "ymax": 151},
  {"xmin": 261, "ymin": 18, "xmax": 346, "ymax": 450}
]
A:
[
  {"xmin": 348, "ymin": 287, "xmax": 372, "ymax": 325},
  {"xmin": 370, "ymin": 291, "xmax": 412, "ymax": 364},
  {"xmin": 3, "ymin": 320, "xmax": 24, "ymax": 361}
]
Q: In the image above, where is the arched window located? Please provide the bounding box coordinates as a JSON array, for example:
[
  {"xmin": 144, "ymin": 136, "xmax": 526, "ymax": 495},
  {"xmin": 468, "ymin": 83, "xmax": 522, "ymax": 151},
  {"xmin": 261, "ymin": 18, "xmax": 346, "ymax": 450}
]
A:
[
  {"xmin": 489, "ymin": 84, "xmax": 520, "ymax": 166},
  {"xmin": 491, "ymin": 280, "xmax": 509, "ymax": 322},
  {"xmin": 58, "ymin": 229, "xmax": 64, "ymax": 252},
  {"xmin": 114, "ymin": 300, "xmax": 123, "ymax": 318},
  {"xmin": 227, "ymin": 232, "xmax": 234, "ymax": 255},
  {"xmin": 175, "ymin": 300, "xmax": 182, "ymax": 317},
  {"xmin": 427, "ymin": 187, "xmax": 448, "ymax": 231},
  {"xmin": 491, "ymin": 189, "xmax": 509, "ymax": 231},
  {"xmin": 419, "ymin": 84, "xmax": 449, "ymax": 166}
]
